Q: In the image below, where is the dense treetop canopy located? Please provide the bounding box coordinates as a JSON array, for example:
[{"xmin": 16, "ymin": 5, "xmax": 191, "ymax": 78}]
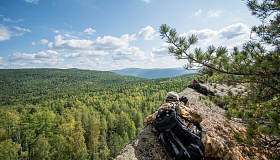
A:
[{"xmin": 0, "ymin": 68, "xmax": 195, "ymax": 159}]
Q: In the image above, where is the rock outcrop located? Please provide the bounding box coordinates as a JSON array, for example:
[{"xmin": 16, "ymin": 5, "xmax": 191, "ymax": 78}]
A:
[{"xmin": 115, "ymin": 84, "xmax": 270, "ymax": 160}]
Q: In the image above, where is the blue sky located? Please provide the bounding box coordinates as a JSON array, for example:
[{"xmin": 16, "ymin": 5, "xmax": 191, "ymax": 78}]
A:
[{"xmin": 0, "ymin": 0, "xmax": 261, "ymax": 70}]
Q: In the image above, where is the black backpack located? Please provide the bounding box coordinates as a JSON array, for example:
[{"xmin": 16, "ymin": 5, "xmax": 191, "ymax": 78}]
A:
[{"xmin": 153, "ymin": 103, "xmax": 205, "ymax": 160}]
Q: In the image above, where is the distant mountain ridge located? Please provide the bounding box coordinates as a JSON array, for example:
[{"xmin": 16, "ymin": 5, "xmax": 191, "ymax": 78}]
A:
[{"xmin": 110, "ymin": 68, "xmax": 197, "ymax": 79}]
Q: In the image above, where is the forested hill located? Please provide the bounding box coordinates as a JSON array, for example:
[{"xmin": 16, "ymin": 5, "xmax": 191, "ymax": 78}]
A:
[
  {"xmin": 0, "ymin": 68, "xmax": 195, "ymax": 159},
  {"xmin": 0, "ymin": 68, "xmax": 146, "ymax": 106},
  {"xmin": 110, "ymin": 68, "xmax": 197, "ymax": 79}
]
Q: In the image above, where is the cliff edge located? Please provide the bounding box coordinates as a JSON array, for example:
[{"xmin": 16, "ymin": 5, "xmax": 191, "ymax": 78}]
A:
[{"xmin": 115, "ymin": 84, "xmax": 270, "ymax": 160}]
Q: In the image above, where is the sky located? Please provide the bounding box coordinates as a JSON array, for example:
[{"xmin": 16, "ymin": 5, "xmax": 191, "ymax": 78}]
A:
[{"xmin": 0, "ymin": 0, "xmax": 262, "ymax": 71}]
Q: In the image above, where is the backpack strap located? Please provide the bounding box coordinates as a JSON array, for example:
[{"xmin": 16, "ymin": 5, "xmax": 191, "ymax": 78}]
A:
[
  {"xmin": 190, "ymin": 144, "xmax": 204, "ymax": 156},
  {"xmin": 177, "ymin": 114, "xmax": 203, "ymax": 132},
  {"xmin": 170, "ymin": 131, "xmax": 191, "ymax": 158},
  {"xmin": 168, "ymin": 138, "xmax": 180, "ymax": 155},
  {"xmin": 159, "ymin": 133, "xmax": 173, "ymax": 160}
]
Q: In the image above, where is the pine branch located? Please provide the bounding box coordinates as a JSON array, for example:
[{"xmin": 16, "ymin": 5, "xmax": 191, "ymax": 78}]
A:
[{"xmin": 163, "ymin": 31, "xmax": 280, "ymax": 78}]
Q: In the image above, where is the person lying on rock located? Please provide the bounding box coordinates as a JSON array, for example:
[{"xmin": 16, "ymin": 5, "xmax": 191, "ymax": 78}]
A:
[
  {"xmin": 188, "ymin": 80, "xmax": 215, "ymax": 96},
  {"xmin": 144, "ymin": 91, "xmax": 237, "ymax": 160},
  {"xmin": 189, "ymin": 80, "xmax": 228, "ymax": 109}
]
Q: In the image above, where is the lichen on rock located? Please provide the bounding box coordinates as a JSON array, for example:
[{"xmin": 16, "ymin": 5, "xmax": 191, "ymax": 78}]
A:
[{"xmin": 115, "ymin": 124, "xmax": 169, "ymax": 160}]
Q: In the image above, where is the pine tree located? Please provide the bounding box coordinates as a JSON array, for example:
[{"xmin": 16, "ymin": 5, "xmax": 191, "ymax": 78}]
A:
[
  {"xmin": 99, "ymin": 117, "xmax": 109, "ymax": 160},
  {"xmin": 86, "ymin": 114, "xmax": 101, "ymax": 159},
  {"xmin": 69, "ymin": 131, "xmax": 88, "ymax": 160},
  {"xmin": 127, "ymin": 121, "xmax": 136, "ymax": 140},
  {"xmin": 159, "ymin": 0, "xmax": 279, "ymax": 156}
]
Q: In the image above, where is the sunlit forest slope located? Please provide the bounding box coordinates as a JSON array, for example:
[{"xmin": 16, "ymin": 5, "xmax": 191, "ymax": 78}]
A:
[{"xmin": 0, "ymin": 68, "xmax": 194, "ymax": 160}]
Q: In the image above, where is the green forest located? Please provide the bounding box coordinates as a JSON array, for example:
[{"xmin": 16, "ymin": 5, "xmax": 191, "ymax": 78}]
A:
[{"xmin": 0, "ymin": 68, "xmax": 195, "ymax": 160}]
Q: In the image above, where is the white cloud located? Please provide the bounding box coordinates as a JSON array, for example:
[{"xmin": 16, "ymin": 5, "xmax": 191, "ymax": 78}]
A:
[
  {"xmin": 78, "ymin": 58, "xmax": 97, "ymax": 68},
  {"xmin": 31, "ymin": 39, "xmax": 48, "ymax": 45},
  {"xmin": 13, "ymin": 26, "xmax": 31, "ymax": 33},
  {"xmin": 207, "ymin": 10, "xmax": 224, "ymax": 18},
  {"xmin": 181, "ymin": 23, "xmax": 250, "ymax": 42},
  {"xmin": 190, "ymin": 9, "xmax": 202, "ymax": 17},
  {"xmin": 3, "ymin": 18, "xmax": 24, "ymax": 23},
  {"xmin": 48, "ymin": 26, "xmax": 153, "ymax": 57},
  {"xmin": 181, "ymin": 28, "xmax": 219, "ymax": 44},
  {"xmin": 24, "ymin": 0, "xmax": 39, "ymax": 4},
  {"xmin": 96, "ymin": 57, "xmax": 109, "ymax": 65},
  {"xmin": 0, "ymin": 25, "xmax": 12, "ymax": 41},
  {"xmin": 35, "ymin": 50, "xmax": 59, "ymax": 59},
  {"xmin": 138, "ymin": 26, "xmax": 157, "ymax": 40},
  {"xmin": 48, "ymin": 34, "xmax": 132, "ymax": 53},
  {"xmin": 64, "ymin": 50, "xmax": 109, "ymax": 58},
  {"xmin": 3, "ymin": 18, "xmax": 13, "ymax": 22},
  {"xmin": 48, "ymin": 34, "xmax": 119, "ymax": 58},
  {"xmin": 80, "ymin": 50, "xmax": 109, "ymax": 56},
  {"xmin": 31, "ymin": 58, "xmax": 64, "ymax": 65},
  {"xmin": 8, "ymin": 52, "xmax": 35, "ymax": 62},
  {"xmin": 38, "ymin": 39, "xmax": 49, "ymax": 45},
  {"xmin": 121, "ymin": 34, "xmax": 137, "ymax": 42},
  {"xmin": 151, "ymin": 43, "xmax": 170, "ymax": 57},
  {"xmin": 1, "ymin": 50, "xmax": 64, "ymax": 68},
  {"xmin": 0, "ymin": 61, "xmax": 28, "ymax": 69},
  {"xmin": 64, "ymin": 52, "xmax": 83, "ymax": 58},
  {"xmin": 219, "ymin": 23, "xmax": 250, "ymax": 39},
  {"xmin": 54, "ymin": 30, "xmax": 59, "ymax": 34},
  {"xmin": 109, "ymin": 60, "xmax": 143, "ymax": 70},
  {"xmin": 95, "ymin": 57, "xmax": 103, "ymax": 61},
  {"xmin": 45, "ymin": 26, "xmax": 154, "ymax": 63},
  {"xmin": 0, "ymin": 25, "xmax": 32, "ymax": 41},
  {"xmin": 13, "ymin": 26, "xmax": 31, "ymax": 37},
  {"xmin": 142, "ymin": 0, "xmax": 151, "ymax": 3},
  {"xmin": 71, "ymin": 57, "xmax": 110, "ymax": 70},
  {"xmin": 8, "ymin": 50, "xmax": 62, "ymax": 64},
  {"xmin": 64, "ymin": 52, "xmax": 81, "ymax": 58},
  {"xmin": 154, "ymin": 23, "xmax": 251, "ymax": 55},
  {"xmin": 112, "ymin": 46, "xmax": 147, "ymax": 61},
  {"xmin": 84, "ymin": 28, "xmax": 96, "ymax": 34},
  {"xmin": 63, "ymin": 33, "xmax": 78, "ymax": 39}
]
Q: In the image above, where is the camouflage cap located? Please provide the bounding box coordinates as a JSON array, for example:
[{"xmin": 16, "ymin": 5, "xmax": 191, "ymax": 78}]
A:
[{"xmin": 165, "ymin": 91, "xmax": 179, "ymax": 101}]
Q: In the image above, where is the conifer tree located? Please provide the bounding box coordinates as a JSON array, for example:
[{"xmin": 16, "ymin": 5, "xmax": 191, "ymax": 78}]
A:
[
  {"xmin": 69, "ymin": 131, "xmax": 88, "ymax": 160},
  {"xmin": 128, "ymin": 121, "xmax": 136, "ymax": 140},
  {"xmin": 160, "ymin": 0, "xmax": 279, "ymax": 156}
]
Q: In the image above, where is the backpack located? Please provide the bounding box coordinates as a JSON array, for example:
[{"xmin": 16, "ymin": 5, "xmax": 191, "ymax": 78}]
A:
[{"xmin": 153, "ymin": 103, "xmax": 205, "ymax": 160}]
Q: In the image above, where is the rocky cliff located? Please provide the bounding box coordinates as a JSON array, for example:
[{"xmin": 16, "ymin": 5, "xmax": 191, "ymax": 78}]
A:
[{"xmin": 115, "ymin": 84, "xmax": 270, "ymax": 160}]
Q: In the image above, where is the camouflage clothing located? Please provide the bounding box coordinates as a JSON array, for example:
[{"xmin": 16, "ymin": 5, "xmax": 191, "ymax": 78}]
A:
[{"xmin": 144, "ymin": 102, "xmax": 238, "ymax": 160}]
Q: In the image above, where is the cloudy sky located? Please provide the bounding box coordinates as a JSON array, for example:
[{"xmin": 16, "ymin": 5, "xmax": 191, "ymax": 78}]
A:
[{"xmin": 0, "ymin": 0, "xmax": 260, "ymax": 70}]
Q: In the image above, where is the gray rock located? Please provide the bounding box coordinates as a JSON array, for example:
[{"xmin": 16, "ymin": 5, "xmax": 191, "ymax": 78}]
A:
[{"xmin": 115, "ymin": 124, "xmax": 169, "ymax": 160}]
